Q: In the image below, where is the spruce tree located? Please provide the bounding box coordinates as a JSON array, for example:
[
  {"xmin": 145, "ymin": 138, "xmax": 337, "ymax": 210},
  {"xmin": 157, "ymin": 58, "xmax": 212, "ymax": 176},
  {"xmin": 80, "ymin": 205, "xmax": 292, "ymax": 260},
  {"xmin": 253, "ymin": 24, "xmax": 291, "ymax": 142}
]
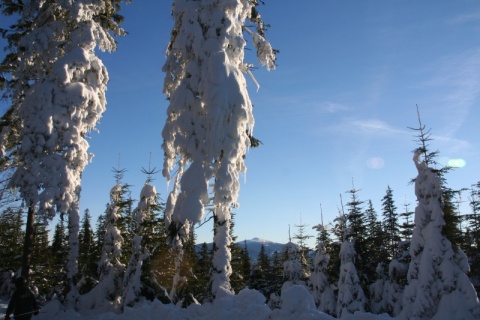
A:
[
  {"xmin": 310, "ymin": 225, "xmax": 336, "ymax": 315},
  {"xmin": 162, "ymin": 0, "xmax": 275, "ymax": 298},
  {"xmin": 345, "ymin": 184, "xmax": 370, "ymax": 292},
  {"xmin": 0, "ymin": 207, "xmax": 24, "ymax": 272},
  {"xmin": 249, "ymin": 243, "xmax": 271, "ymax": 298},
  {"xmin": 78, "ymin": 209, "xmax": 97, "ymax": 294},
  {"xmin": 191, "ymin": 242, "xmax": 213, "ymax": 302},
  {"xmin": 48, "ymin": 219, "xmax": 68, "ymax": 297},
  {"xmin": 364, "ymin": 200, "xmax": 386, "ymax": 283},
  {"xmin": 382, "ymin": 186, "xmax": 401, "ymax": 260},
  {"xmin": 293, "ymin": 220, "xmax": 313, "ymax": 281},
  {"xmin": 77, "ymin": 175, "xmax": 127, "ymax": 311},
  {"xmin": 400, "ymin": 149, "xmax": 480, "ymax": 319},
  {"xmin": 467, "ymin": 182, "xmax": 480, "ymax": 296},
  {"xmin": 30, "ymin": 216, "xmax": 50, "ymax": 296},
  {"xmin": 123, "ymin": 179, "xmax": 159, "ymax": 308},
  {"xmin": 335, "ymin": 213, "xmax": 366, "ymax": 318}
]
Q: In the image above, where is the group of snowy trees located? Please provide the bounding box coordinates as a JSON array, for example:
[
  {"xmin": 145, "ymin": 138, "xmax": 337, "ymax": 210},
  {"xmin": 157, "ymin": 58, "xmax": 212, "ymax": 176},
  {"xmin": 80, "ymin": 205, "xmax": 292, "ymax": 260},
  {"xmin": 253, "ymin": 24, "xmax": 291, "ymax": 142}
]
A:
[
  {"xmin": 1, "ymin": 148, "xmax": 478, "ymax": 318},
  {"xmin": 0, "ymin": 0, "xmax": 277, "ymax": 312},
  {"xmin": 1, "ymin": 0, "xmax": 480, "ymax": 319}
]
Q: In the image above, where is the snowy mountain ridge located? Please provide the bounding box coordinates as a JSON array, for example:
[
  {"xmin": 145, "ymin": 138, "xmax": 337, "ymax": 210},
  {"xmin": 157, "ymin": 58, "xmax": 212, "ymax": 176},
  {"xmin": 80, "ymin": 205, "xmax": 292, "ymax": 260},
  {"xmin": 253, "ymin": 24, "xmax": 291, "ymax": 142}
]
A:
[{"xmin": 196, "ymin": 237, "xmax": 285, "ymax": 261}]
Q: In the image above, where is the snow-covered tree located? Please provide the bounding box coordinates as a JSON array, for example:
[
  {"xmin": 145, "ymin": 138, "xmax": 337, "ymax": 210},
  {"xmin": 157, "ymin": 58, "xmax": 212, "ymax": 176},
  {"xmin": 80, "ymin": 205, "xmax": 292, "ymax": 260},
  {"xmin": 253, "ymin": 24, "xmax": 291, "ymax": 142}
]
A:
[
  {"xmin": 309, "ymin": 232, "xmax": 336, "ymax": 316},
  {"xmin": 122, "ymin": 181, "xmax": 157, "ymax": 308},
  {"xmin": 0, "ymin": 2, "xmax": 127, "ymax": 300},
  {"xmin": 335, "ymin": 213, "xmax": 366, "ymax": 318},
  {"xmin": 345, "ymin": 184, "xmax": 369, "ymax": 289},
  {"xmin": 162, "ymin": 0, "xmax": 275, "ymax": 298},
  {"xmin": 282, "ymin": 241, "xmax": 306, "ymax": 290},
  {"xmin": 77, "ymin": 182, "xmax": 126, "ymax": 311},
  {"xmin": 384, "ymin": 257, "xmax": 407, "ymax": 317},
  {"xmin": 369, "ymin": 263, "xmax": 387, "ymax": 315},
  {"xmin": 400, "ymin": 150, "xmax": 480, "ymax": 319}
]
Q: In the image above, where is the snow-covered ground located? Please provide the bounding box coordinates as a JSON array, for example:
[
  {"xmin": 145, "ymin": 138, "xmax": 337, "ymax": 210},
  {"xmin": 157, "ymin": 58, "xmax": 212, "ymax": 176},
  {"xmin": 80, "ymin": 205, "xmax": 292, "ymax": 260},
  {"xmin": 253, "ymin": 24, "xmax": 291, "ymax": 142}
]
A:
[{"xmin": 1, "ymin": 285, "xmax": 394, "ymax": 320}]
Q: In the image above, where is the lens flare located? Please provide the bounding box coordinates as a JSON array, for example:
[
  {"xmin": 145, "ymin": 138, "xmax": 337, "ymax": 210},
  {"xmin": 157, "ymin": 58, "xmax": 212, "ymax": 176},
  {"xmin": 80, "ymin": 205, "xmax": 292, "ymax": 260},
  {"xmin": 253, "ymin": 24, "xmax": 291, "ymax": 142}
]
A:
[
  {"xmin": 367, "ymin": 157, "xmax": 385, "ymax": 169},
  {"xmin": 447, "ymin": 159, "xmax": 466, "ymax": 168}
]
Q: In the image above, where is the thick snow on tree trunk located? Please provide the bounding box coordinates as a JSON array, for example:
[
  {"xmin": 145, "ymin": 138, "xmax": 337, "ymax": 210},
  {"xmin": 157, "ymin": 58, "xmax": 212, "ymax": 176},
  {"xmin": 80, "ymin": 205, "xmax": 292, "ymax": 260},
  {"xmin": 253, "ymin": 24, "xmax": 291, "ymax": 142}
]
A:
[
  {"xmin": 162, "ymin": 0, "xmax": 274, "ymax": 299},
  {"xmin": 5, "ymin": 1, "xmax": 117, "ymax": 292},
  {"xmin": 400, "ymin": 150, "xmax": 480, "ymax": 320}
]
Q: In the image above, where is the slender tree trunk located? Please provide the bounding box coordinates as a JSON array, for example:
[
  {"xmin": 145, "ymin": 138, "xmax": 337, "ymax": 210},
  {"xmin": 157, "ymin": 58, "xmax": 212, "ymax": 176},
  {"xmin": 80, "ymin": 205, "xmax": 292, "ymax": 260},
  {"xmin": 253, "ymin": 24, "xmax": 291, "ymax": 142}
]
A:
[
  {"xmin": 21, "ymin": 203, "xmax": 35, "ymax": 279},
  {"xmin": 65, "ymin": 187, "xmax": 81, "ymax": 308}
]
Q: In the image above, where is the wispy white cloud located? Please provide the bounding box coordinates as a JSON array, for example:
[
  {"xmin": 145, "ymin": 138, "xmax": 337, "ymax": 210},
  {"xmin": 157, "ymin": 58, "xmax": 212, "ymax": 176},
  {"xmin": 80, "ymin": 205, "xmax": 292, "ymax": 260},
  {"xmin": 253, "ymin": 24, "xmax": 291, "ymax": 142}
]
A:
[
  {"xmin": 416, "ymin": 48, "xmax": 480, "ymax": 136},
  {"xmin": 346, "ymin": 119, "xmax": 407, "ymax": 135},
  {"xmin": 447, "ymin": 11, "xmax": 480, "ymax": 24},
  {"xmin": 315, "ymin": 101, "xmax": 349, "ymax": 113}
]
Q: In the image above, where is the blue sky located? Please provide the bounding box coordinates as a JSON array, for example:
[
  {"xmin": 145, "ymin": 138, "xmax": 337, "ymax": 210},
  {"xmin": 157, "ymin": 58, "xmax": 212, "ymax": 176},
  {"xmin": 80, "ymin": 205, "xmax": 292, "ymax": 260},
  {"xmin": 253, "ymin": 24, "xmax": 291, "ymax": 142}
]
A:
[{"xmin": 3, "ymin": 1, "xmax": 480, "ymax": 247}]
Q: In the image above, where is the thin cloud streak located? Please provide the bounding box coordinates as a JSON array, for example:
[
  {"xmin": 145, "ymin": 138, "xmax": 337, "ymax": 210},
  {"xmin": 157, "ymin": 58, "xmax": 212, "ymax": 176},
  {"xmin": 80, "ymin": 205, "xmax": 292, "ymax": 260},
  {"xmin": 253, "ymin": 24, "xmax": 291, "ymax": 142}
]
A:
[
  {"xmin": 447, "ymin": 11, "xmax": 480, "ymax": 24},
  {"xmin": 416, "ymin": 48, "xmax": 480, "ymax": 136}
]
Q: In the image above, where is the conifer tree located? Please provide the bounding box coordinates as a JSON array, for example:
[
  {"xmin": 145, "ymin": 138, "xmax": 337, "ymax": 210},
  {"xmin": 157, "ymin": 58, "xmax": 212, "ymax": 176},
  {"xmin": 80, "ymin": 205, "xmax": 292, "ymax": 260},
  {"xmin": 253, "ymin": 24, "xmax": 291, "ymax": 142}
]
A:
[
  {"xmin": 335, "ymin": 212, "xmax": 366, "ymax": 318},
  {"xmin": 345, "ymin": 184, "xmax": 369, "ymax": 291},
  {"xmin": 249, "ymin": 243, "xmax": 272, "ymax": 298},
  {"xmin": 229, "ymin": 215, "xmax": 250, "ymax": 293},
  {"xmin": 282, "ymin": 241, "xmax": 306, "ymax": 289},
  {"xmin": 293, "ymin": 220, "xmax": 312, "ymax": 281},
  {"xmin": 269, "ymin": 249, "xmax": 285, "ymax": 302},
  {"xmin": 162, "ymin": 0, "xmax": 275, "ymax": 298},
  {"xmin": 310, "ymin": 224, "xmax": 336, "ymax": 315},
  {"xmin": 30, "ymin": 215, "xmax": 50, "ymax": 295},
  {"xmin": 0, "ymin": 2, "xmax": 129, "ymax": 293},
  {"xmin": 191, "ymin": 242, "xmax": 213, "ymax": 302},
  {"xmin": 0, "ymin": 207, "xmax": 24, "ymax": 272},
  {"xmin": 364, "ymin": 200, "xmax": 386, "ymax": 283},
  {"xmin": 122, "ymin": 179, "xmax": 158, "ymax": 308},
  {"xmin": 467, "ymin": 182, "xmax": 480, "ymax": 296},
  {"xmin": 400, "ymin": 149, "xmax": 480, "ymax": 319},
  {"xmin": 382, "ymin": 186, "xmax": 401, "ymax": 260},
  {"xmin": 49, "ymin": 219, "xmax": 68, "ymax": 292},
  {"xmin": 77, "ymin": 174, "xmax": 127, "ymax": 311},
  {"xmin": 78, "ymin": 209, "xmax": 97, "ymax": 294}
]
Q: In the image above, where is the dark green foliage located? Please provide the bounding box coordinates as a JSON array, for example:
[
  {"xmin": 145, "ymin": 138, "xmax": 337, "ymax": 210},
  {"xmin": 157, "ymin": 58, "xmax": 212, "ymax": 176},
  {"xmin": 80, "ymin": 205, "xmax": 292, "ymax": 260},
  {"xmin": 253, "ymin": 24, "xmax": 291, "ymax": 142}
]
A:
[
  {"xmin": 466, "ymin": 182, "xmax": 480, "ymax": 297},
  {"xmin": 249, "ymin": 244, "xmax": 273, "ymax": 297},
  {"xmin": 364, "ymin": 200, "xmax": 387, "ymax": 280},
  {"xmin": 78, "ymin": 209, "xmax": 97, "ymax": 294},
  {"xmin": 0, "ymin": 207, "xmax": 23, "ymax": 271},
  {"xmin": 190, "ymin": 242, "xmax": 212, "ymax": 302},
  {"xmin": 382, "ymin": 187, "xmax": 401, "ymax": 260},
  {"xmin": 230, "ymin": 241, "xmax": 250, "ymax": 293},
  {"xmin": 345, "ymin": 185, "xmax": 370, "ymax": 290},
  {"xmin": 30, "ymin": 216, "xmax": 51, "ymax": 296}
]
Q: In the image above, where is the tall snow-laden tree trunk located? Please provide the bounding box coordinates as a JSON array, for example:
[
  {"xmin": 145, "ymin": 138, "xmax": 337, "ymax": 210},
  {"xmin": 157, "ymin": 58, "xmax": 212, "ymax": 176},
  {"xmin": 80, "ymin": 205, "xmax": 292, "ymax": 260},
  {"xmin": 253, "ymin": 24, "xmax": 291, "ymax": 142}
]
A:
[
  {"xmin": 162, "ymin": 0, "xmax": 275, "ymax": 299},
  {"xmin": 2, "ymin": 1, "xmax": 126, "ymax": 293},
  {"xmin": 400, "ymin": 150, "xmax": 480, "ymax": 319}
]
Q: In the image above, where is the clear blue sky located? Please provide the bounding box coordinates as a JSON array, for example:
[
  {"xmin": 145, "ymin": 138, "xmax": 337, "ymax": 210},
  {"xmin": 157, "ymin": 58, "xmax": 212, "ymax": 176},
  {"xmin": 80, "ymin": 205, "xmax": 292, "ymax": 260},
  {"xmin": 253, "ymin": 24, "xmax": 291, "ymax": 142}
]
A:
[{"xmin": 3, "ymin": 1, "xmax": 480, "ymax": 247}]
